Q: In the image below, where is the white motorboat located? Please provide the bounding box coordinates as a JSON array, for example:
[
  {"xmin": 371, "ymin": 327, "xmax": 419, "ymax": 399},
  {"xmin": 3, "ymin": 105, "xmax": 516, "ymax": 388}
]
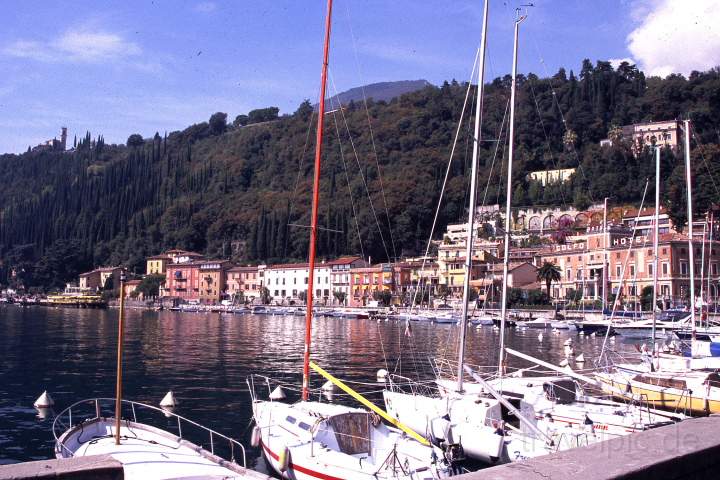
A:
[
  {"xmin": 384, "ymin": 378, "xmax": 558, "ymax": 464},
  {"xmin": 613, "ymin": 314, "xmax": 691, "ymax": 339},
  {"xmin": 54, "ymin": 398, "xmax": 257, "ymax": 479},
  {"xmin": 479, "ymin": 375, "xmax": 681, "ymax": 437}
]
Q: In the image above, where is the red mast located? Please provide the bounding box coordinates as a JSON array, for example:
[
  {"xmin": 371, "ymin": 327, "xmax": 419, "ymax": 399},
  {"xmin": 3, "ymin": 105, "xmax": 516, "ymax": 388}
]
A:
[{"xmin": 302, "ymin": 0, "xmax": 333, "ymax": 401}]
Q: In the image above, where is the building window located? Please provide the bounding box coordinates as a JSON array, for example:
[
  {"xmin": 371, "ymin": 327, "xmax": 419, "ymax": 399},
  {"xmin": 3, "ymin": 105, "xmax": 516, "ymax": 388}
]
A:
[
  {"xmin": 680, "ymin": 262, "xmax": 688, "ymax": 275},
  {"xmin": 616, "ymin": 265, "xmax": 621, "ymax": 277},
  {"xmin": 566, "ymin": 269, "xmax": 572, "ymax": 280},
  {"xmin": 648, "ymin": 263, "xmax": 654, "ymax": 275},
  {"xmin": 662, "ymin": 263, "xmax": 669, "ymax": 275},
  {"xmin": 629, "ymin": 265, "xmax": 635, "ymax": 276},
  {"xmin": 713, "ymin": 263, "xmax": 718, "ymax": 275}
]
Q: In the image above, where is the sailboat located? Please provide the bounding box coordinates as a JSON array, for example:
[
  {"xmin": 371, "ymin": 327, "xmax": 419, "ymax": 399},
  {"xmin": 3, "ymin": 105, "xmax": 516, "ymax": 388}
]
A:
[
  {"xmin": 595, "ymin": 121, "xmax": 720, "ymax": 414},
  {"xmin": 248, "ymin": 2, "xmax": 452, "ymax": 479},
  {"xmin": 53, "ymin": 273, "xmax": 257, "ymax": 479},
  {"xmin": 384, "ymin": 4, "xmax": 564, "ymax": 464},
  {"xmin": 385, "ymin": 4, "xmax": 685, "ymax": 463}
]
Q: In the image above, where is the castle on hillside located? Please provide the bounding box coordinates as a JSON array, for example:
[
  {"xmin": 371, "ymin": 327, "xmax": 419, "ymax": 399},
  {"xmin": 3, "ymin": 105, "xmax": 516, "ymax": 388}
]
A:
[{"xmin": 31, "ymin": 127, "xmax": 67, "ymax": 152}]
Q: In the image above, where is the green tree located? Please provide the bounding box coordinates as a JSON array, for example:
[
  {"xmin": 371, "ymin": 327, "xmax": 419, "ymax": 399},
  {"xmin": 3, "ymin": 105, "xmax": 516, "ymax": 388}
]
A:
[
  {"xmin": 260, "ymin": 286, "xmax": 271, "ymax": 305},
  {"xmin": 640, "ymin": 285, "xmax": 655, "ymax": 311},
  {"xmin": 248, "ymin": 107, "xmax": 279, "ymax": 124},
  {"xmin": 373, "ymin": 289, "xmax": 392, "ymax": 306},
  {"xmin": 209, "ymin": 112, "xmax": 228, "ymax": 135},
  {"xmin": 233, "ymin": 114, "xmax": 249, "ymax": 127},
  {"xmin": 435, "ymin": 284, "xmax": 450, "ymax": 303},
  {"xmin": 536, "ymin": 261, "xmax": 562, "ymax": 298},
  {"xmin": 136, "ymin": 274, "xmax": 165, "ymax": 298},
  {"xmin": 126, "ymin": 134, "xmax": 144, "ymax": 147},
  {"xmin": 332, "ymin": 290, "xmax": 346, "ymax": 305}
]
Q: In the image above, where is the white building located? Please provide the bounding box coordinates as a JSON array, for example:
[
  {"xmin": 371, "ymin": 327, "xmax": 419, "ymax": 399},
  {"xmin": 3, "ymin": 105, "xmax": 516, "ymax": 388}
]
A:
[{"xmin": 264, "ymin": 262, "xmax": 333, "ymax": 305}]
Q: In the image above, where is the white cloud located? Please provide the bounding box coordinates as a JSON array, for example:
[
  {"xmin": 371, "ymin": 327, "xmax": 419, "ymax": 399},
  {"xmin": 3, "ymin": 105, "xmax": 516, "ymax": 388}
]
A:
[
  {"xmin": 55, "ymin": 30, "xmax": 141, "ymax": 62},
  {"xmin": 626, "ymin": 0, "xmax": 720, "ymax": 77},
  {"xmin": 3, "ymin": 27, "xmax": 141, "ymax": 64},
  {"xmin": 608, "ymin": 57, "xmax": 636, "ymax": 69},
  {"xmin": 194, "ymin": 2, "xmax": 217, "ymax": 13}
]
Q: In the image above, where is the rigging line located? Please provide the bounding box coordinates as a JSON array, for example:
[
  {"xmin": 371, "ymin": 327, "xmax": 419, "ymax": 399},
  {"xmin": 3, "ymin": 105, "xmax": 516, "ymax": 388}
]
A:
[
  {"xmin": 377, "ymin": 321, "xmax": 390, "ymax": 375},
  {"xmin": 494, "ymin": 122, "xmax": 508, "ymax": 208},
  {"xmin": 461, "ymin": 84, "xmax": 479, "ymax": 222},
  {"xmin": 409, "ymin": 46, "xmax": 481, "ymax": 311},
  {"xmin": 690, "ymin": 130, "xmax": 720, "ymax": 197},
  {"xmin": 329, "ymin": 70, "xmax": 391, "ymax": 262},
  {"xmin": 528, "ymin": 35, "xmax": 595, "ymax": 204},
  {"xmin": 599, "ymin": 178, "xmax": 650, "ymax": 362},
  {"xmin": 527, "ymin": 76, "xmax": 569, "ymax": 208},
  {"xmin": 328, "ymin": 95, "xmax": 366, "ymax": 262},
  {"xmin": 284, "ymin": 86, "xmax": 321, "ymax": 258},
  {"xmin": 343, "ymin": 2, "xmax": 398, "ymax": 262},
  {"xmin": 480, "ymin": 99, "xmax": 511, "ymax": 210}
]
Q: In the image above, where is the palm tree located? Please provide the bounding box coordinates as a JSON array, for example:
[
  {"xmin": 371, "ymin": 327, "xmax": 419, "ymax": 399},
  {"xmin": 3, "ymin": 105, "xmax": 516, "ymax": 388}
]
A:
[{"xmin": 537, "ymin": 261, "xmax": 562, "ymax": 299}]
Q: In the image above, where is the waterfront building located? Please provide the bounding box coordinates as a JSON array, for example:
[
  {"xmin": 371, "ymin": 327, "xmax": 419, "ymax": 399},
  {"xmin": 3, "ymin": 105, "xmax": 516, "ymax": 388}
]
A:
[
  {"xmin": 146, "ymin": 254, "xmax": 171, "ymax": 275},
  {"xmin": 328, "ymin": 256, "xmax": 366, "ymax": 305},
  {"xmin": 165, "ymin": 259, "xmax": 231, "ymax": 304},
  {"xmin": 225, "ymin": 265, "xmax": 265, "ymax": 303},
  {"xmin": 78, "ymin": 266, "xmax": 123, "ymax": 291},
  {"xmin": 146, "ymin": 249, "xmax": 204, "ymax": 275},
  {"xmin": 348, "ymin": 263, "xmax": 415, "ymax": 307},
  {"xmin": 470, "ymin": 262, "xmax": 539, "ymax": 305},
  {"xmin": 124, "ymin": 279, "xmax": 142, "ymax": 299},
  {"xmin": 437, "ymin": 244, "xmax": 499, "ymax": 296},
  {"xmin": 264, "ymin": 262, "xmax": 332, "ymax": 305},
  {"xmin": 538, "ymin": 229, "xmax": 720, "ymax": 308}
]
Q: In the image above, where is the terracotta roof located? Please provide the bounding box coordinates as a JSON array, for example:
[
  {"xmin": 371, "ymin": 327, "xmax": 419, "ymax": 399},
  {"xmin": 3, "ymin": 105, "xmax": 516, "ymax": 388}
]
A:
[
  {"xmin": 327, "ymin": 256, "xmax": 362, "ymax": 265},
  {"xmin": 166, "ymin": 259, "xmax": 230, "ymax": 268},
  {"xmin": 227, "ymin": 265, "xmax": 260, "ymax": 272},
  {"xmin": 267, "ymin": 262, "xmax": 309, "ymax": 270},
  {"xmin": 147, "ymin": 254, "xmax": 171, "ymax": 260}
]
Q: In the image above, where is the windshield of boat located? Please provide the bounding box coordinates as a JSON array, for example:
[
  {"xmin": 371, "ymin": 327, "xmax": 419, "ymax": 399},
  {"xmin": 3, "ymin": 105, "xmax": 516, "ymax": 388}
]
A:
[
  {"xmin": 543, "ymin": 379, "xmax": 577, "ymax": 404},
  {"xmin": 325, "ymin": 412, "xmax": 374, "ymax": 456}
]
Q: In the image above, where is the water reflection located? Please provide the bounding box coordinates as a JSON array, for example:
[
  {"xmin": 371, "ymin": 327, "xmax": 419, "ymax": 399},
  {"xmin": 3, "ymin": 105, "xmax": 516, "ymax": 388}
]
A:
[{"xmin": 0, "ymin": 306, "xmax": 636, "ymax": 471}]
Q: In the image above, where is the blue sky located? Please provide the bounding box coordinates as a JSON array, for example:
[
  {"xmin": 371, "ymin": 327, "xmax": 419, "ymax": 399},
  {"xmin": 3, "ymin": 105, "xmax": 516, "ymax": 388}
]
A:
[{"xmin": 0, "ymin": 0, "xmax": 717, "ymax": 153}]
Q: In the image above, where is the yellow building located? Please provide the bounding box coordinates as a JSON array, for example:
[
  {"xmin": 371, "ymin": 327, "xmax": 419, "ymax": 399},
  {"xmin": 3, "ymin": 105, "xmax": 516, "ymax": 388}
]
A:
[
  {"xmin": 146, "ymin": 255, "xmax": 170, "ymax": 275},
  {"xmin": 437, "ymin": 247, "xmax": 498, "ymax": 296}
]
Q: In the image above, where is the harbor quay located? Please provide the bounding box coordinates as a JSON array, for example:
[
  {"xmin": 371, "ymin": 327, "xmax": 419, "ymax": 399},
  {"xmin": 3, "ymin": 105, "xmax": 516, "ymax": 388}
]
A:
[{"xmin": 457, "ymin": 416, "xmax": 720, "ymax": 479}]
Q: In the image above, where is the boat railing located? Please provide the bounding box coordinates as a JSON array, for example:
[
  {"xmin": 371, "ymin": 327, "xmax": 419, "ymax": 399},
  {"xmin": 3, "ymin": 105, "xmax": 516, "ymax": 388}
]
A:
[
  {"xmin": 52, "ymin": 397, "xmax": 246, "ymax": 467},
  {"xmin": 386, "ymin": 373, "xmax": 437, "ymax": 397}
]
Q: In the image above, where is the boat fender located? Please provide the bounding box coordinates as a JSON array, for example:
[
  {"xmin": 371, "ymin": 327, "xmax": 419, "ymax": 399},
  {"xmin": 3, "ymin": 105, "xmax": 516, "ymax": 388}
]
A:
[
  {"xmin": 250, "ymin": 426, "xmax": 261, "ymax": 448},
  {"xmin": 278, "ymin": 445, "xmax": 291, "ymax": 472}
]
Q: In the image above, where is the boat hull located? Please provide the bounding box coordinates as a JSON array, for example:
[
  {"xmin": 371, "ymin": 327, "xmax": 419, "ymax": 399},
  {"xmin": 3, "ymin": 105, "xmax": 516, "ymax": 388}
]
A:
[{"xmin": 596, "ymin": 372, "xmax": 720, "ymax": 415}]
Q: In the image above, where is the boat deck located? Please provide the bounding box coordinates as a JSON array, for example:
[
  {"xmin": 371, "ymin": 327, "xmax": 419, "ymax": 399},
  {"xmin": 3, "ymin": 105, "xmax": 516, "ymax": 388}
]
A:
[{"xmin": 58, "ymin": 419, "xmax": 262, "ymax": 479}]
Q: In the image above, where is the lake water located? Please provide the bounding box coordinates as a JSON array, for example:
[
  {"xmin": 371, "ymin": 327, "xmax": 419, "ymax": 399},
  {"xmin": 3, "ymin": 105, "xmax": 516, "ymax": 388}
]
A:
[{"xmin": 0, "ymin": 306, "xmax": 637, "ymax": 473}]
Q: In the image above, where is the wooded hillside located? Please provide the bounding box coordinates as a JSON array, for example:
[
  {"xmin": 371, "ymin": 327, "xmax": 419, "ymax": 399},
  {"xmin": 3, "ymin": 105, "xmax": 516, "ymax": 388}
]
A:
[{"xmin": 1, "ymin": 60, "xmax": 719, "ymax": 290}]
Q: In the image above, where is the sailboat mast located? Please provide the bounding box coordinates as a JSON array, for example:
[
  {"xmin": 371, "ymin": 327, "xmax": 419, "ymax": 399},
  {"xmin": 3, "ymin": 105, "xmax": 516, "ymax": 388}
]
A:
[
  {"xmin": 302, "ymin": 0, "xmax": 333, "ymax": 402},
  {"xmin": 456, "ymin": 0, "xmax": 489, "ymax": 394},
  {"xmin": 651, "ymin": 147, "xmax": 660, "ymax": 346},
  {"xmin": 602, "ymin": 197, "xmax": 608, "ymax": 313},
  {"xmin": 114, "ymin": 270, "xmax": 127, "ymax": 445},
  {"xmin": 684, "ymin": 119, "xmax": 696, "ymax": 340},
  {"xmin": 498, "ymin": 9, "xmax": 527, "ymax": 376}
]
